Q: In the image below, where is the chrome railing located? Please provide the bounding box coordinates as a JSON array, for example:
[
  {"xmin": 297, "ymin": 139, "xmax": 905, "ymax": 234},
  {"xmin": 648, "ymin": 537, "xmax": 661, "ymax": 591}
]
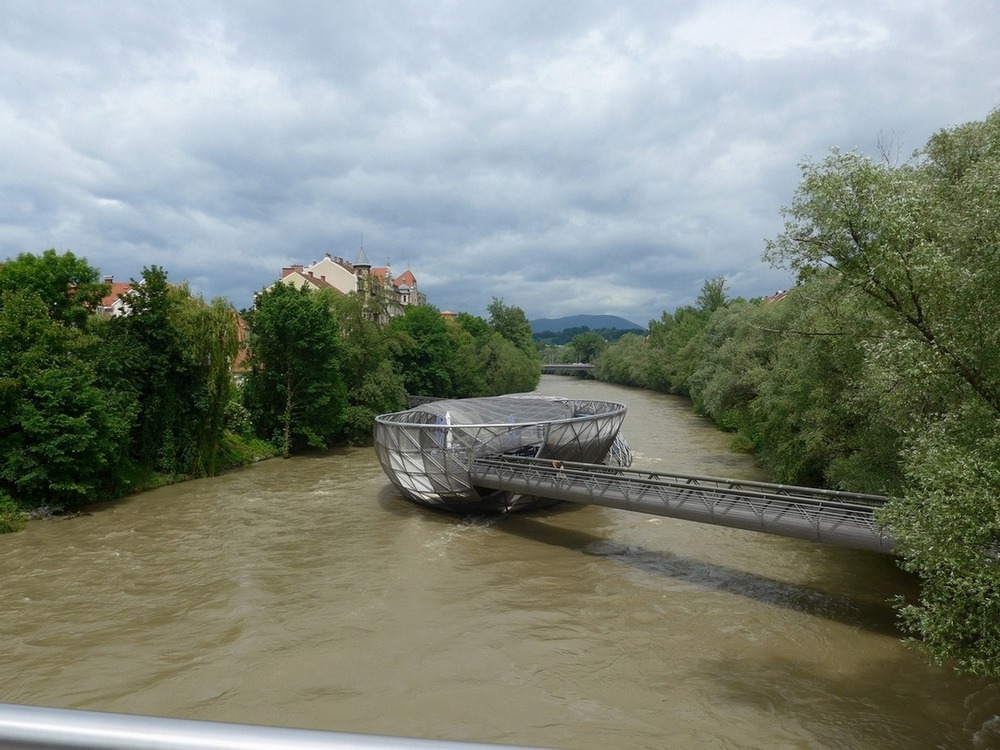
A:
[{"xmin": 0, "ymin": 703, "xmax": 550, "ymax": 750}]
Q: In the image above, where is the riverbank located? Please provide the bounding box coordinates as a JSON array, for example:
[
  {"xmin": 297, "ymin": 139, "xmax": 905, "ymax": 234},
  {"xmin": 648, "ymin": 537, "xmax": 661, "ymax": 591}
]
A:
[{"xmin": 0, "ymin": 431, "xmax": 281, "ymax": 534}]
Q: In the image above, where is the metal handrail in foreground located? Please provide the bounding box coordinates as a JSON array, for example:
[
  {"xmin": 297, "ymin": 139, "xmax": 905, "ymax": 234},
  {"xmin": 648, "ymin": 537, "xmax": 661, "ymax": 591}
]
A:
[{"xmin": 0, "ymin": 703, "xmax": 551, "ymax": 750}]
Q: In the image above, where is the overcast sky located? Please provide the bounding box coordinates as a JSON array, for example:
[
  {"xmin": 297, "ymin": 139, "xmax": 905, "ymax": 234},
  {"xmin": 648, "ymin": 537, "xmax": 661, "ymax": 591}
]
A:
[{"xmin": 2, "ymin": 1, "xmax": 999, "ymax": 325}]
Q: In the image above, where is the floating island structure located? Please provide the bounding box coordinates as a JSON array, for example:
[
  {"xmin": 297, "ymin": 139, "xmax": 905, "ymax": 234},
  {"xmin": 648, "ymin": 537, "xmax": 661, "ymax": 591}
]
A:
[{"xmin": 374, "ymin": 395, "xmax": 630, "ymax": 513}]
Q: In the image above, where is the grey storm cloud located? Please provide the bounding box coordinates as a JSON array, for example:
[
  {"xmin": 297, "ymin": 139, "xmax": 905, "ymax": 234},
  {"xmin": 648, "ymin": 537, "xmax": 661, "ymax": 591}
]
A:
[{"xmin": 2, "ymin": 1, "xmax": 999, "ymax": 325}]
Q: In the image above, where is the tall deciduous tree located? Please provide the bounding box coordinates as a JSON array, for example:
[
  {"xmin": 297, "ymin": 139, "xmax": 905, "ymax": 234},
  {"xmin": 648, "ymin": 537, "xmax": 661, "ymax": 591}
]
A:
[
  {"xmin": 570, "ymin": 331, "xmax": 607, "ymax": 363},
  {"xmin": 386, "ymin": 304, "xmax": 456, "ymax": 398},
  {"xmin": 171, "ymin": 294, "xmax": 242, "ymax": 475},
  {"xmin": 486, "ymin": 297, "xmax": 541, "ymax": 391},
  {"xmin": 446, "ymin": 316, "xmax": 489, "ymax": 398},
  {"xmin": 765, "ymin": 108, "xmax": 1000, "ymax": 676},
  {"xmin": 243, "ymin": 283, "xmax": 347, "ymax": 457},
  {"xmin": 696, "ymin": 276, "xmax": 728, "ymax": 314},
  {"xmin": 0, "ymin": 249, "xmax": 108, "ymax": 328},
  {"xmin": 487, "ymin": 297, "xmax": 537, "ymax": 359},
  {"xmin": 100, "ymin": 266, "xmax": 242, "ymax": 477},
  {"xmin": 0, "ymin": 289, "xmax": 129, "ymax": 509},
  {"xmin": 329, "ymin": 292, "xmax": 407, "ymax": 443}
]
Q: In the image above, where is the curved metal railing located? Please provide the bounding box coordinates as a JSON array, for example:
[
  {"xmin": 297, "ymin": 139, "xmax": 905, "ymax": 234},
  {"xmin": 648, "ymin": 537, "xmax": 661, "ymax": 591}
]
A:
[{"xmin": 0, "ymin": 703, "xmax": 550, "ymax": 750}]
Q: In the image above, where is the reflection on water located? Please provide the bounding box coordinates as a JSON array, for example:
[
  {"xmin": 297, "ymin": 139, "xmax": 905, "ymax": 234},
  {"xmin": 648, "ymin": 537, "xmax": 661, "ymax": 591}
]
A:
[
  {"xmin": 0, "ymin": 375, "xmax": 997, "ymax": 749},
  {"xmin": 502, "ymin": 516, "xmax": 900, "ymax": 635}
]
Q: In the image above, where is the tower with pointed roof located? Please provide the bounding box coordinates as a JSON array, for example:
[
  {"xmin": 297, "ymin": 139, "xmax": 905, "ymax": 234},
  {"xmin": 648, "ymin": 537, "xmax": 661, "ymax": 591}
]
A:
[{"xmin": 354, "ymin": 244, "xmax": 371, "ymax": 273}]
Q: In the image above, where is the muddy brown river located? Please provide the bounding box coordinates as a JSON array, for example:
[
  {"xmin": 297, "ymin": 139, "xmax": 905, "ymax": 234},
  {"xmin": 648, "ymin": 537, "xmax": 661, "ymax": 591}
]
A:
[{"xmin": 2, "ymin": 376, "xmax": 998, "ymax": 749}]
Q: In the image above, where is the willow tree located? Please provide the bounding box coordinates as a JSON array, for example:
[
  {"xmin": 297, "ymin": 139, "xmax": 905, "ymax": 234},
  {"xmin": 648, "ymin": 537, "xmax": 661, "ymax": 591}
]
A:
[
  {"xmin": 169, "ymin": 292, "xmax": 242, "ymax": 475},
  {"xmin": 99, "ymin": 266, "xmax": 242, "ymax": 478},
  {"xmin": 764, "ymin": 109, "xmax": 1000, "ymax": 676}
]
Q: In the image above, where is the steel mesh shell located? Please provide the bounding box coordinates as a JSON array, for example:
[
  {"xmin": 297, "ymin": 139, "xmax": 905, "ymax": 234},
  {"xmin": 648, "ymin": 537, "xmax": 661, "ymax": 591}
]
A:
[{"xmin": 374, "ymin": 395, "xmax": 628, "ymax": 512}]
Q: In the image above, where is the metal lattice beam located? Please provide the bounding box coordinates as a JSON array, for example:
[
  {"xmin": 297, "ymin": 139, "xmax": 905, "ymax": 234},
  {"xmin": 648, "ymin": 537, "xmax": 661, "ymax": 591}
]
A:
[{"xmin": 470, "ymin": 456, "xmax": 896, "ymax": 555}]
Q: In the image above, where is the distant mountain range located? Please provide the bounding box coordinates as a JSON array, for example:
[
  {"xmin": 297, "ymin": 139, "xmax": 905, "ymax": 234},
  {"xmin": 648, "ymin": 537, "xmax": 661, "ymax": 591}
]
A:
[{"xmin": 529, "ymin": 314, "xmax": 645, "ymax": 334}]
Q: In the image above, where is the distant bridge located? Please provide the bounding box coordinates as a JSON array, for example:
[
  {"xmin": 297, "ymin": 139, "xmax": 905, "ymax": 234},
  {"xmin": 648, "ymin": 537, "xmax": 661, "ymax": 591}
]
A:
[
  {"xmin": 470, "ymin": 455, "xmax": 895, "ymax": 554},
  {"xmin": 541, "ymin": 363, "xmax": 595, "ymax": 374}
]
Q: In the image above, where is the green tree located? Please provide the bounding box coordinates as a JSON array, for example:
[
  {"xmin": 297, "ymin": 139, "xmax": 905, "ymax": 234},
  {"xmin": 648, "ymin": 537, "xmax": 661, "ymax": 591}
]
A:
[
  {"xmin": 642, "ymin": 278, "xmax": 732, "ymax": 396},
  {"xmin": 386, "ymin": 304, "xmax": 456, "ymax": 398},
  {"xmin": 243, "ymin": 283, "xmax": 347, "ymax": 457},
  {"xmin": 0, "ymin": 289, "xmax": 129, "ymax": 510},
  {"xmin": 101, "ymin": 266, "xmax": 241, "ymax": 477},
  {"xmin": 644, "ymin": 306, "xmax": 703, "ymax": 394},
  {"xmin": 101, "ymin": 266, "xmax": 184, "ymax": 473},
  {"xmin": 571, "ymin": 331, "xmax": 607, "ymax": 363},
  {"xmin": 686, "ymin": 299, "xmax": 774, "ymax": 439},
  {"xmin": 764, "ymin": 108, "xmax": 1000, "ymax": 676},
  {"xmin": 593, "ymin": 332, "xmax": 648, "ymax": 388},
  {"xmin": 454, "ymin": 311, "xmax": 492, "ymax": 341},
  {"xmin": 733, "ymin": 281, "xmax": 901, "ymax": 490},
  {"xmin": 329, "ymin": 292, "xmax": 407, "ymax": 443},
  {"xmin": 0, "ymin": 249, "xmax": 108, "ymax": 328},
  {"xmin": 764, "ymin": 135, "xmax": 1000, "ymax": 417},
  {"xmin": 481, "ymin": 333, "xmax": 538, "ymax": 395},
  {"xmin": 172, "ymin": 294, "xmax": 242, "ymax": 475},
  {"xmin": 696, "ymin": 275, "xmax": 728, "ymax": 314},
  {"xmin": 447, "ymin": 315, "xmax": 489, "ymax": 398},
  {"xmin": 487, "ymin": 297, "xmax": 536, "ymax": 358},
  {"xmin": 880, "ymin": 412, "xmax": 1000, "ymax": 676},
  {"xmin": 0, "ymin": 489, "xmax": 28, "ymax": 533},
  {"xmin": 486, "ymin": 298, "xmax": 541, "ymax": 390}
]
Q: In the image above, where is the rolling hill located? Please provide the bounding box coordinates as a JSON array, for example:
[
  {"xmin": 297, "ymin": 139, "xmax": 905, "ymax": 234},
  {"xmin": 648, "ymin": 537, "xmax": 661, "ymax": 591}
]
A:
[{"xmin": 529, "ymin": 314, "xmax": 645, "ymax": 334}]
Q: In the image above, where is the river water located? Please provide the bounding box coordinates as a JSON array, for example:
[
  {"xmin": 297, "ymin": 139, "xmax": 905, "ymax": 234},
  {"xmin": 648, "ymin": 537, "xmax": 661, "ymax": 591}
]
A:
[{"xmin": 2, "ymin": 376, "xmax": 998, "ymax": 749}]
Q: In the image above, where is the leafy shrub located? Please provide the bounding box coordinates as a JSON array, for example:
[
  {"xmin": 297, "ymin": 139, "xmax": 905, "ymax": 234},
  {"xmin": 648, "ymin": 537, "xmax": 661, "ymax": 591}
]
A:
[{"xmin": 0, "ymin": 490, "xmax": 28, "ymax": 534}]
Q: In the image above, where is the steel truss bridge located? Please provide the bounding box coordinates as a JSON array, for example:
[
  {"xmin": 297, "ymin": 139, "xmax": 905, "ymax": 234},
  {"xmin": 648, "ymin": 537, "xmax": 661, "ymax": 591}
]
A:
[
  {"xmin": 540, "ymin": 363, "xmax": 595, "ymax": 374},
  {"xmin": 470, "ymin": 455, "xmax": 896, "ymax": 555}
]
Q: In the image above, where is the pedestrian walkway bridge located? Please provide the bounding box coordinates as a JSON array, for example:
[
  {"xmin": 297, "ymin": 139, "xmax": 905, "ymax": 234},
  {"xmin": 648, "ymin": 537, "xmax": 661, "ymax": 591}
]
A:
[
  {"xmin": 540, "ymin": 363, "xmax": 595, "ymax": 374},
  {"xmin": 470, "ymin": 455, "xmax": 896, "ymax": 555}
]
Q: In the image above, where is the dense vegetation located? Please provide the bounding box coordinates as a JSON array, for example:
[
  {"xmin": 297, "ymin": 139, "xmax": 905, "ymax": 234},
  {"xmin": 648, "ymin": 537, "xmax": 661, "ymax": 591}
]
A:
[
  {"xmin": 595, "ymin": 109, "xmax": 1000, "ymax": 677},
  {"xmin": 533, "ymin": 325, "xmax": 644, "ymax": 346},
  {"xmin": 0, "ymin": 257, "xmax": 254, "ymax": 531},
  {"xmin": 0, "ymin": 251, "xmax": 539, "ymax": 531}
]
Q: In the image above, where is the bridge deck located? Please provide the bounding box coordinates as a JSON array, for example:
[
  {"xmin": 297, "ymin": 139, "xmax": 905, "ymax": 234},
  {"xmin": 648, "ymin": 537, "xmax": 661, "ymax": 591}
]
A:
[
  {"xmin": 540, "ymin": 363, "xmax": 595, "ymax": 373},
  {"xmin": 470, "ymin": 455, "xmax": 896, "ymax": 554}
]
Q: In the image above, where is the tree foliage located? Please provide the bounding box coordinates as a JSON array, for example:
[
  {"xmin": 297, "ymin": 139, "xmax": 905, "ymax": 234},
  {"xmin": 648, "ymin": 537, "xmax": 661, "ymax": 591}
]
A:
[
  {"xmin": 593, "ymin": 332, "xmax": 647, "ymax": 387},
  {"xmin": 386, "ymin": 304, "xmax": 457, "ymax": 398},
  {"xmin": 570, "ymin": 331, "xmax": 607, "ymax": 363},
  {"xmin": 387, "ymin": 303, "xmax": 540, "ymax": 399},
  {"xmin": 0, "ymin": 249, "xmax": 108, "ymax": 328},
  {"xmin": 329, "ymin": 292, "xmax": 407, "ymax": 443},
  {"xmin": 99, "ymin": 267, "xmax": 242, "ymax": 477},
  {"xmin": 243, "ymin": 283, "xmax": 347, "ymax": 457},
  {"xmin": 533, "ymin": 325, "xmax": 642, "ymax": 346},
  {"xmin": 761, "ymin": 110, "xmax": 1000, "ymax": 675},
  {"xmin": 592, "ymin": 109, "xmax": 1000, "ymax": 676},
  {"xmin": 0, "ymin": 253, "xmax": 259, "ymax": 518},
  {"xmin": 639, "ymin": 278, "xmax": 732, "ymax": 395},
  {"xmin": 0, "ymin": 289, "xmax": 129, "ymax": 509},
  {"xmin": 487, "ymin": 297, "xmax": 537, "ymax": 359}
]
